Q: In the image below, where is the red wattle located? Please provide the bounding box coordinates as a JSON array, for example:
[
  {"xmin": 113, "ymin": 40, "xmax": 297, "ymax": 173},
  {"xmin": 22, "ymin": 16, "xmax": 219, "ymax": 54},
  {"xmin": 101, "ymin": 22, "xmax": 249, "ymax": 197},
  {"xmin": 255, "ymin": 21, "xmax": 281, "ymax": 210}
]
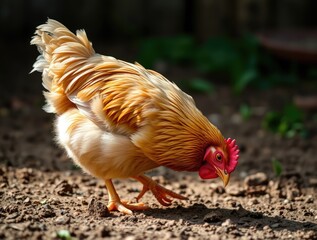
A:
[{"xmin": 199, "ymin": 164, "xmax": 218, "ymax": 179}]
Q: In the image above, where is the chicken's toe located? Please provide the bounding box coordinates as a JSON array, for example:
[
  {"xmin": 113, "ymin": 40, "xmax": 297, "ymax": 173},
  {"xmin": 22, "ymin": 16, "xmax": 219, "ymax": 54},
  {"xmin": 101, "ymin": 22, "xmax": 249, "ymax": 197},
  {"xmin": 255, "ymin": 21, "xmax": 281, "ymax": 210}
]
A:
[
  {"xmin": 134, "ymin": 174, "xmax": 188, "ymax": 206},
  {"xmin": 107, "ymin": 200, "xmax": 149, "ymax": 215}
]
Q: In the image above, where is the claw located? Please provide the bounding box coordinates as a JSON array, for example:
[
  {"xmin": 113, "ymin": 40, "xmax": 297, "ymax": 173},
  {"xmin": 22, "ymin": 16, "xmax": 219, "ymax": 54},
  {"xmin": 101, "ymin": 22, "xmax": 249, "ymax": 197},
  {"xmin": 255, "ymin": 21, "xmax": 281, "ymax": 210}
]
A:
[
  {"xmin": 134, "ymin": 175, "xmax": 188, "ymax": 207},
  {"xmin": 135, "ymin": 185, "xmax": 149, "ymax": 202},
  {"xmin": 107, "ymin": 201, "xmax": 133, "ymax": 215},
  {"xmin": 107, "ymin": 200, "xmax": 148, "ymax": 215}
]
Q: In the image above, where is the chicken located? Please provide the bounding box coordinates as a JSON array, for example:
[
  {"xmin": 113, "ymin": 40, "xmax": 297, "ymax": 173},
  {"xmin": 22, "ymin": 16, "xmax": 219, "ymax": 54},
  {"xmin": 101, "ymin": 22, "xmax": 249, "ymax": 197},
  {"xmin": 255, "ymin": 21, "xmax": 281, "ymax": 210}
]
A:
[{"xmin": 31, "ymin": 19, "xmax": 239, "ymax": 215}]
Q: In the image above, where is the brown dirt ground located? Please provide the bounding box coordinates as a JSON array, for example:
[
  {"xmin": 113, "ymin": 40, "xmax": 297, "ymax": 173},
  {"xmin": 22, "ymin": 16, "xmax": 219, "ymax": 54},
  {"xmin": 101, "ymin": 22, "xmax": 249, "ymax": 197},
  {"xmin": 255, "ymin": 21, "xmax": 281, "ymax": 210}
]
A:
[{"xmin": 1, "ymin": 83, "xmax": 317, "ymax": 239}]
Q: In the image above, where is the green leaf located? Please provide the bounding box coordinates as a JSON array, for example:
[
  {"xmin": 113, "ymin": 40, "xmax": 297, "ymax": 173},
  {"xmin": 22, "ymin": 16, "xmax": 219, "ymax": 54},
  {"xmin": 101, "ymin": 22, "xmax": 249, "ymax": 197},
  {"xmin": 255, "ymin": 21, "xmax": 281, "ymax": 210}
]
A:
[
  {"xmin": 56, "ymin": 230, "xmax": 72, "ymax": 240},
  {"xmin": 233, "ymin": 68, "xmax": 257, "ymax": 93},
  {"xmin": 263, "ymin": 104, "xmax": 308, "ymax": 138},
  {"xmin": 162, "ymin": 36, "xmax": 194, "ymax": 62},
  {"xmin": 278, "ymin": 121, "xmax": 289, "ymax": 136},
  {"xmin": 282, "ymin": 104, "xmax": 303, "ymax": 123},
  {"xmin": 263, "ymin": 111, "xmax": 280, "ymax": 132},
  {"xmin": 137, "ymin": 36, "xmax": 194, "ymax": 68},
  {"xmin": 272, "ymin": 158, "xmax": 283, "ymax": 177},
  {"xmin": 194, "ymin": 37, "xmax": 239, "ymax": 73}
]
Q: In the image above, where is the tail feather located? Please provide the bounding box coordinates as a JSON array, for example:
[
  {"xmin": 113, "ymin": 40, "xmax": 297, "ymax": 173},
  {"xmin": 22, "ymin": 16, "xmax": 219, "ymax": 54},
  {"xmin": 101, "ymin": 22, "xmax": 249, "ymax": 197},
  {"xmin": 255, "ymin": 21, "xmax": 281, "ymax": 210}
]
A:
[{"xmin": 31, "ymin": 19, "xmax": 95, "ymax": 114}]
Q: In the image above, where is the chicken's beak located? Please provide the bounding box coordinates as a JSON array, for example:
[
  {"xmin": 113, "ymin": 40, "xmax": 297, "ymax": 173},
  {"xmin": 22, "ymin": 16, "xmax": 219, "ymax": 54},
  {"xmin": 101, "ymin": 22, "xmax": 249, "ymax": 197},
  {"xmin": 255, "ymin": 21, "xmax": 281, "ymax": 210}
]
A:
[{"xmin": 215, "ymin": 167, "xmax": 230, "ymax": 187}]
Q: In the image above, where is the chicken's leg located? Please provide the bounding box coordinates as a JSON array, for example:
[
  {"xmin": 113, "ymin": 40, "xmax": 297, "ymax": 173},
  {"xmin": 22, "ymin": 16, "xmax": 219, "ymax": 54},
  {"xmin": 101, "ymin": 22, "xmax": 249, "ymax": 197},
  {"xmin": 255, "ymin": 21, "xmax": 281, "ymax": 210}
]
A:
[
  {"xmin": 133, "ymin": 174, "xmax": 188, "ymax": 206},
  {"xmin": 105, "ymin": 179, "xmax": 148, "ymax": 215}
]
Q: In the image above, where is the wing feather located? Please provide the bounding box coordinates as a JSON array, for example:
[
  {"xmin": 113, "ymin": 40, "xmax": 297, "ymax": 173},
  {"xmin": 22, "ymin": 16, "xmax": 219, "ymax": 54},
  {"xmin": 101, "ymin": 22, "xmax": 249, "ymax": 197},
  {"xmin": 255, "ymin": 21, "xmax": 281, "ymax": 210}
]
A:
[{"xmin": 58, "ymin": 54, "xmax": 160, "ymax": 135}]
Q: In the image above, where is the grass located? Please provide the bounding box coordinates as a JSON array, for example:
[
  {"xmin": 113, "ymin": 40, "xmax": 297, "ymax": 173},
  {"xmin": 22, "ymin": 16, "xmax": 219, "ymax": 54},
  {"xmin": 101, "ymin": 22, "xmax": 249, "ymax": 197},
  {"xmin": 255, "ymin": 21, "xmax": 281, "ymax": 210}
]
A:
[{"xmin": 262, "ymin": 104, "xmax": 309, "ymax": 138}]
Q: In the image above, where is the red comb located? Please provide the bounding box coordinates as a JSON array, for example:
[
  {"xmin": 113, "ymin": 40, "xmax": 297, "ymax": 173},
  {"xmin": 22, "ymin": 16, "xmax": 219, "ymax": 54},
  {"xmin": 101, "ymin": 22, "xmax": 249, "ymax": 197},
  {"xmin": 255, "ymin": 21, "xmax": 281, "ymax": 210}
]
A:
[{"xmin": 226, "ymin": 138, "xmax": 239, "ymax": 173}]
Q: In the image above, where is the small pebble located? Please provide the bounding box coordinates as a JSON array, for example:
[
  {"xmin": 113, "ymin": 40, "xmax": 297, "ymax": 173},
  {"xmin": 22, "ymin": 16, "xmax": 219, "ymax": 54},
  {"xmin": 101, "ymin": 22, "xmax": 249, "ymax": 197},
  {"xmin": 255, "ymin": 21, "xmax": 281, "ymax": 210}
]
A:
[
  {"xmin": 263, "ymin": 225, "xmax": 271, "ymax": 230},
  {"xmin": 248, "ymin": 198, "xmax": 259, "ymax": 205},
  {"xmin": 221, "ymin": 219, "xmax": 232, "ymax": 227},
  {"xmin": 204, "ymin": 211, "xmax": 222, "ymax": 223},
  {"xmin": 270, "ymin": 223, "xmax": 280, "ymax": 228},
  {"xmin": 55, "ymin": 215, "xmax": 70, "ymax": 225}
]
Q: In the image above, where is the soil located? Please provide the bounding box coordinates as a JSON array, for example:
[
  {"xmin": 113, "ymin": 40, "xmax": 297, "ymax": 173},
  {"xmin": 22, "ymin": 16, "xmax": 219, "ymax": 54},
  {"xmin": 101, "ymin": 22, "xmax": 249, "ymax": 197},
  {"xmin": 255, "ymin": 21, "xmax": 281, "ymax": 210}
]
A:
[{"xmin": 1, "ymin": 49, "xmax": 317, "ymax": 239}]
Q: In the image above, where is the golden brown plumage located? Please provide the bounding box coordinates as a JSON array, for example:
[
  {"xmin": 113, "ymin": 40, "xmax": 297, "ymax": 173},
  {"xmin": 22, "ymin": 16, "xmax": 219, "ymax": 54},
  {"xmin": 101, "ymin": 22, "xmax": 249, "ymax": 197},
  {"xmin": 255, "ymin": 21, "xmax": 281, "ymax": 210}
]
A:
[{"xmin": 31, "ymin": 19, "xmax": 239, "ymax": 214}]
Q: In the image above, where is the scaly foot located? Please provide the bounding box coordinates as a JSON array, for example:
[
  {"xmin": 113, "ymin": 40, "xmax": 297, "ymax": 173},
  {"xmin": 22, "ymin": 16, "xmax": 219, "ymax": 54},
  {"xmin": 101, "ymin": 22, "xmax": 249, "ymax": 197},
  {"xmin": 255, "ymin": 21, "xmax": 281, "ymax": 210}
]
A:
[
  {"xmin": 134, "ymin": 175, "xmax": 188, "ymax": 206},
  {"xmin": 107, "ymin": 200, "xmax": 149, "ymax": 215},
  {"xmin": 105, "ymin": 179, "xmax": 148, "ymax": 215}
]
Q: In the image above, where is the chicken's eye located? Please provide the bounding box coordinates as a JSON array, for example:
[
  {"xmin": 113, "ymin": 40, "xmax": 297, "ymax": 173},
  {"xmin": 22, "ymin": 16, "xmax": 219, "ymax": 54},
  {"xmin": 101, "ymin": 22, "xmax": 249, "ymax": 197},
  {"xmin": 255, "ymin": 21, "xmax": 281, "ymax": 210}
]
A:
[{"xmin": 216, "ymin": 153, "xmax": 222, "ymax": 162}]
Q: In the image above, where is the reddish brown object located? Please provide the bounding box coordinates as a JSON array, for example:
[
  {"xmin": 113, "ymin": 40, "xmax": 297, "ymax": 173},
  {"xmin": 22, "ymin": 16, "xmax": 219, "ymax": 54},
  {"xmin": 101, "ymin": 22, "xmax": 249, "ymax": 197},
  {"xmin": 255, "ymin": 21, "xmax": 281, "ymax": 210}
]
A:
[
  {"xmin": 294, "ymin": 95, "xmax": 317, "ymax": 110},
  {"xmin": 258, "ymin": 30, "xmax": 317, "ymax": 63}
]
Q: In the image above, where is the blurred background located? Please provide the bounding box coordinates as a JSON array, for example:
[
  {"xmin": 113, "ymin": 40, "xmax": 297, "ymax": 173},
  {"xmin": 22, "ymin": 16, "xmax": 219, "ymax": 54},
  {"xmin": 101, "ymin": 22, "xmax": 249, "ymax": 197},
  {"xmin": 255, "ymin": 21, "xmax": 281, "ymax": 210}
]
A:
[
  {"xmin": 1, "ymin": 3, "xmax": 317, "ymax": 238},
  {"xmin": 1, "ymin": 0, "xmax": 317, "ymax": 99},
  {"xmin": 1, "ymin": 0, "xmax": 317, "ymax": 174}
]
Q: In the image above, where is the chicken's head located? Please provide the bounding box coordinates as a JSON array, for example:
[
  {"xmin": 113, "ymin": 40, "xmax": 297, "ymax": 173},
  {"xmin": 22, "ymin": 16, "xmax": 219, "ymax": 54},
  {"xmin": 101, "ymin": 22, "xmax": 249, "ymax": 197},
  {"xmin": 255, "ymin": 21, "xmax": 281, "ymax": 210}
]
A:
[{"xmin": 199, "ymin": 138, "xmax": 239, "ymax": 187}]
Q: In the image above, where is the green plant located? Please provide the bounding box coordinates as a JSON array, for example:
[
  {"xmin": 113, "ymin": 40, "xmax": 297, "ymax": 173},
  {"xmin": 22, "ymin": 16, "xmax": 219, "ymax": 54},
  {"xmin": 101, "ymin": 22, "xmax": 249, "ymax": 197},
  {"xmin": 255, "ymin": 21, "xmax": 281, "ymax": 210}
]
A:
[
  {"xmin": 56, "ymin": 230, "xmax": 72, "ymax": 240},
  {"xmin": 138, "ymin": 36, "xmax": 195, "ymax": 68},
  {"xmin": 137, "ymin": 34, "xmax": 299, "ymax": 94},
  {"xmin": 263, "ymin": 104, "xmax": 308, "ymax": 138},
  {"xmin": 193, "ymin": 35, "xmax": 259, "ymax": 93},
  {"xmin": 272, "ymin": 158, "xmax": 283, "ymax": 177}
]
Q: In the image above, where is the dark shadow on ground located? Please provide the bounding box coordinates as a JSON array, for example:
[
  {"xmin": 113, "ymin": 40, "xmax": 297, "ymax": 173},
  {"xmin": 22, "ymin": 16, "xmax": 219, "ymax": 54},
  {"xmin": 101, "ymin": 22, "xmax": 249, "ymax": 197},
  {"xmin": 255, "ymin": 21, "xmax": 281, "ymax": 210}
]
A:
[{"xmin": 142, "ymin": 203, "xmax": 317, "ymax": 232}]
